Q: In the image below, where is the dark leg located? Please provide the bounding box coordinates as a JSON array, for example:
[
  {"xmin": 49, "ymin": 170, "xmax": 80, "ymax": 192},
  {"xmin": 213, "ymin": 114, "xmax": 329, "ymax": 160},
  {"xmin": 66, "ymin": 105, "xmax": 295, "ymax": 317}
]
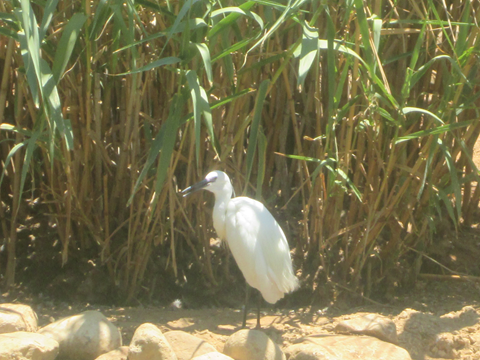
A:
[
  {"xmin": 242, "ymin": 283, "xmax": 250, "ymax": 328},
  {"xmin": 255, "ymin": 291, "xmax": 262, "ymax": 329}
]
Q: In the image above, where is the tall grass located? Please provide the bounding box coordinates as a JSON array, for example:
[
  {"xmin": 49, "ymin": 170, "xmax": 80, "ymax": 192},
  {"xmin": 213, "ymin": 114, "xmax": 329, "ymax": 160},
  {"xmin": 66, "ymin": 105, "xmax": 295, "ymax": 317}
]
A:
[{"xmin": 0, "ymin": 0, "xmax": 479, "ymax": 303}]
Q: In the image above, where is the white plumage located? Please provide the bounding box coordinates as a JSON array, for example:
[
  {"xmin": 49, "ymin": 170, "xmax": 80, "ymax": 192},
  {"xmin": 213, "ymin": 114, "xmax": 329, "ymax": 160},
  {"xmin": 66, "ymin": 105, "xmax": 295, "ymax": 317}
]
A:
[{"xmin": 182, "ymin": 170, "xmax": 299, "ymax": 307}]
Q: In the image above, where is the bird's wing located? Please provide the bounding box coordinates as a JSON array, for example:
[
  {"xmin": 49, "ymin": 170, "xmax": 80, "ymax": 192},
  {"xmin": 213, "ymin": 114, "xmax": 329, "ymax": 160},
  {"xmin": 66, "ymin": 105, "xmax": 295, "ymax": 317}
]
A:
[
  {"xmin": 226, "ymin": 197, "xmax": 298, "ymax": 304},
  {"xmin": 255, "ymin": 208, "xmax": 299, "ymax": 297},
  {"xmin": 225, "ymin": 198, "xmax": 260, "ymax": 288}
]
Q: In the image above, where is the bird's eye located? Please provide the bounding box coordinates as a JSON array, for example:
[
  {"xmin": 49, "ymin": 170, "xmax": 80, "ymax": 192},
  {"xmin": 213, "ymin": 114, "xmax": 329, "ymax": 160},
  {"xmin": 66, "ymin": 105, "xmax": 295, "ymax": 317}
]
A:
[{"xmin": 206, "ymin": 173, "xmax": 218, "ymax": 183}]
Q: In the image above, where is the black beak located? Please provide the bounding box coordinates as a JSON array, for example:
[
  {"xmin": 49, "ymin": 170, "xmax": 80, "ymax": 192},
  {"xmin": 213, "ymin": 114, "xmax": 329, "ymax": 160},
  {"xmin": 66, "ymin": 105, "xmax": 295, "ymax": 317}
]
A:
[{"xmin": 181, "ymin": 178, "xmax": 210, "ymax": 197}]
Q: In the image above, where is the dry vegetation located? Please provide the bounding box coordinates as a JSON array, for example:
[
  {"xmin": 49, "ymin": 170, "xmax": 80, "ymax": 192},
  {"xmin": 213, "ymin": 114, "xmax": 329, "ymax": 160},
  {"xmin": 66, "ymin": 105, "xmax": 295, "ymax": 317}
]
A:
[{"xmin": 0, "ymin": 0, "xmax": 479, "ymax": 307}]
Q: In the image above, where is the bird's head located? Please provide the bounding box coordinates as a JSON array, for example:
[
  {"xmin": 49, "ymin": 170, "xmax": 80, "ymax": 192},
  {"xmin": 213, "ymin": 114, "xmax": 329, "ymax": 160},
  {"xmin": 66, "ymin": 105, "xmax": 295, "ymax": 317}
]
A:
[{"xmin": 181, "ymin": 170, "xmax": 232, "ymax": 197}]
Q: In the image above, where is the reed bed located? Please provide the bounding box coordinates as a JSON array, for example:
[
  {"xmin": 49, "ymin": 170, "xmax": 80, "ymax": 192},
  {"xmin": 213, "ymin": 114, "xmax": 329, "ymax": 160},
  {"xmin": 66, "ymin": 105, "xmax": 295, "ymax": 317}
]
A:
[{"xmin": 0, "ymin": 0, "xmax": 479, "ymax": 304}]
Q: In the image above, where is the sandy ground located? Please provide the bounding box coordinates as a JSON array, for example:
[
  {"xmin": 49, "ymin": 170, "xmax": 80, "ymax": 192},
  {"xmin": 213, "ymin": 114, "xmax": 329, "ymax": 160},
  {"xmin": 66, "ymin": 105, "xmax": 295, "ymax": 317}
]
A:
[{"xmin": 23, "ymin": 271, "xmax": 480, "ymax": 360}]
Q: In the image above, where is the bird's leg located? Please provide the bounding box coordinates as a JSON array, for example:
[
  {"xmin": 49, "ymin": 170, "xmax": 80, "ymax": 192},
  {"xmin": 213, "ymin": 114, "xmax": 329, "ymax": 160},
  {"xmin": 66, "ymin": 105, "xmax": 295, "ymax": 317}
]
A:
[
  {"xmin": 242, "ymin": 283, "xmax": 250, "ymax": 328},
  {"xmin": 255, "ymin": 290, "xmax": 262, "ymax": 329}
]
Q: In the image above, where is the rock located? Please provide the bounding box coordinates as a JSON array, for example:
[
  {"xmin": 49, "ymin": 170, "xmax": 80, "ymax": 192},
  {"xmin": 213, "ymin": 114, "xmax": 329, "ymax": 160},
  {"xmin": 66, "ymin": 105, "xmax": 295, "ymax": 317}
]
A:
[
  {"xmin": 0, "ymin": 303, "xmax": 38, "ymax": 333},
  {"xmin": 284, "ymin": 334, "xmax": 412, "ymax": 360},
  {"xmin": 335, "ymin": 313, "xmax": 398, "ymax": 343},
  {"xmin": 164, "ymin": 330, "xmax": 218, "ymax": 360},
  {"xmin": 193, "ymin": 353, "xmax": 234, "ymax": 360},
  {"xmin": 0, "ymin": 331, "xmax": 59, "ymax": 360},
  {"xmin": 128, "ymin": 323, "xmax": 177, "ymax": 360},
  {"xmin": 95, "ymin": 346, "xmax": 129, "ymax": 360},
  {"xmin": 38, "ymin": 310, "xmax": 122, "ymax": 360},
  {"xmin": 223, "ymin": 329, "xmax": 285, "ymax": 360}
]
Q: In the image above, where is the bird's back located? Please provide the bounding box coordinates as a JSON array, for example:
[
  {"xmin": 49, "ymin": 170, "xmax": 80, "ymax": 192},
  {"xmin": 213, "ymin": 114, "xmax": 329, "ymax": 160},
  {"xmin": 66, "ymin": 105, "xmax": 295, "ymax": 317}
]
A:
[{"xmin": 225, "ymin": 197, "xmax": 298, "ymax": 304}]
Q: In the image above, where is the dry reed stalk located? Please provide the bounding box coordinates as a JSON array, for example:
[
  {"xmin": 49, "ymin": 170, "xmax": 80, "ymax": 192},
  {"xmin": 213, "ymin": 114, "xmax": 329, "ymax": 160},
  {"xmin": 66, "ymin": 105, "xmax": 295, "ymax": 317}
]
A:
[{"xmin": 0, "ymin": 0, "xmax": 477, "ymax": 302}]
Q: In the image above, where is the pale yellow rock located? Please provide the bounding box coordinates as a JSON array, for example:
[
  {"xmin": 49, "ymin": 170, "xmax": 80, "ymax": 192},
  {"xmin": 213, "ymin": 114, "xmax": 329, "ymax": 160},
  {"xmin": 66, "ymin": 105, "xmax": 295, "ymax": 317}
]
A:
[
  {"xmin": 0, "ymin": 332, "xmax": 59, "ymax": 360},
  {"xmin": 95, "ymin": 346, "xmax": 129, "ymax": 360},
  {"xmin": 193, "ymin": 353, "xmax": 233, "ymax": 360},
  {"xmin": 164, "ymin": 330, "xmax": 218, "ymax": 360},
  {"xmin": 38, "ymin": 310, "xmax": 122, "ymax": 360},
  {"xmin": 223, "ymin": 329, "xmax": 285, "ymax": 360},
  {"xmin": 285, "ymin": 334, "xmax": 412, "ymax": 360},
  {"xmin": 335, "ymin": 313, "xmax": 398, "ymax": 343},
  {"xmin": 0, "ymin": 303, "xmax": 38, "ymax": 333},
  {"xmin": 128, "ymin": 323, "xmax": 177, "ymax": 360}
]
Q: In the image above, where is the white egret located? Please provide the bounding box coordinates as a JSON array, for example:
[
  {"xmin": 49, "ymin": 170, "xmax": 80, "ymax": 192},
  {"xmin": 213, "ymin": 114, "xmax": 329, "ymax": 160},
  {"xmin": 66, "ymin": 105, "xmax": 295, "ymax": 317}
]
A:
[{"xmin": 182, "ymin": 170, "xmax": 299, "ymax": 328}]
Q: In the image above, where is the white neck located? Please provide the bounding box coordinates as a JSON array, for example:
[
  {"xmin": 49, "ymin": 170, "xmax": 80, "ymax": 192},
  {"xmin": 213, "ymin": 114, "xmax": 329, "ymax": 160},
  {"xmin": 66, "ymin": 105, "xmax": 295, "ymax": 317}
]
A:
[{"xmin": 211, "ymin": 187, "xmax": 233, "ymax": 240}]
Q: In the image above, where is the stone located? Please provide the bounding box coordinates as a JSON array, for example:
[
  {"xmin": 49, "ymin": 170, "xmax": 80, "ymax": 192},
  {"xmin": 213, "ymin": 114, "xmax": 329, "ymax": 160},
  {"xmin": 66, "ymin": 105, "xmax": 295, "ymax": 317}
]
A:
[
  {"xmin": 128, "ymin": 323, "xmax": 177, "ymax": 360},
  {"xmin": 38, "ymin": 310, "xmax": 122, "ymax": 360},
  {"xmin": 335, "ymin": 313, "xmax": 398, "ymax": 343},
  {"xmin": 0, "ymin": 331, "xmax": 59, "ymax": 360},
  {"xmin": 0, "ymin": 303, "xmax": 38, "ymax": 333},
  {"xmin": 164, "ymin": 330, "xmax": 218, "ymax": 360},
  {"xmin": 94, "ymin": 346, "xmax": 129, "ymax": 360},
  {"xmin": 223, "ymin": 329, "xmax": 285, "ymax": 360},
  {"xmin": 284, "ymin": 334, "xmax": 412, "ymax": 360},
  {"xmin": 193, "ymin": 353, "xmax": 234, "ymax": 360}
]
